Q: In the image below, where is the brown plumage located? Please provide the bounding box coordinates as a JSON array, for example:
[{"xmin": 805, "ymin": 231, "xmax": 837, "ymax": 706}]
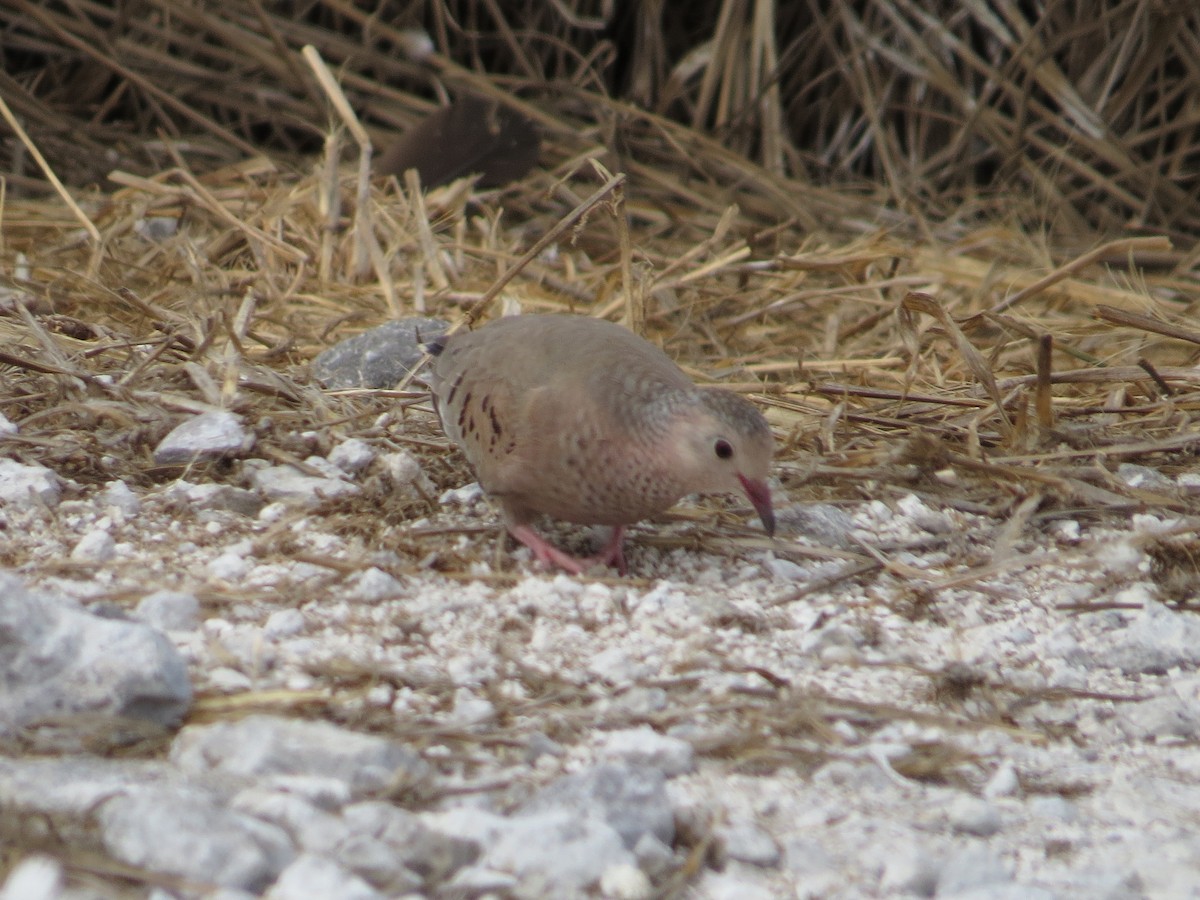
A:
[{"xmin": 428, "ymin": 314, "xmax": 775, "ymax": 575}]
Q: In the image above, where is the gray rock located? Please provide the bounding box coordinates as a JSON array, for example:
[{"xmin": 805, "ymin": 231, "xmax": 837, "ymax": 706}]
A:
[
  {"xmin": 170, "ymin": 715, "xmax": 430, "ymax": 796},
  {"xmin": 332, "ymin": 834, "xmax": 423, "ymax": 894},
  {"xmin": 265, "ymin": 853, "xmax": 381, "ymax": 900},
  {"xmin": 329, "ymin": 438, "xmax": 376, "ymax": 474},
  {"xmin": 939, "ymin": 887, "xmax": 1056, "ymax": 900},
  {"xmin": 486, "ymin": 810, "xmax": 635, "ymax": 898},
  {"xmin": 599, "ymin": 726, "xmax": 695, "ymax": 776},
  {"xmin": 632, "ymin": 832, "xmax": 675, "ymax": 878},
  {"xmin": 878, "ymin": 842, "xmax": 940, "ymax": 896},
  {"xmin": 0, "ymin": 458, "xmax": 61, "ymax": 508},
  {"xmin": 774, "ymin": 502, "xmax": 856, "ymax": 545},
  {"xmin": 1116, "ymin": 688, "xmax": 1200, "ymax": 741},
  {"xmin": 154, "ymin": 411, "xmax": 252, "ymax": 465},
  {"xmin": 231, "ymin": 787, "xmax": 349, "ymax": 853},
  {"xmin": 100, "ymin": 480, "xmax": 140, "ymax": 515},
  {"xmin": 134, "ymin": 590, "xmax": 200, "ymax": 632},
  {"xmin": 0, "ymin": 756, "xmax": 172, "ymax": 816},
  {"xmin": 99, "ymin": 785, "xmax": 293, "ymax": 892},
  {"xmin": 70, "ymin": 528, "xmax": 116, "ymax": 562},
  {"xmin": 443, "ymin": 865, "xmax": 519, "ymax": 895},
  {"xmin": 936, "ymin": 847, "xmax": 1012, "ymax": 894},
  {"xmin": 347, "ymin": 568, "xmax": 407, "ymax": 603},
  {"xmin": 1080, "ymin": 601, "xmax": 1200, "ymax": 674},
  {"xmin": 0, "ymin": 573, "xmax": 192, "ymax": 740},
  {"xmin": 717, "ymin": 821, "xmax": 781, "ymax": 867},
  {"xmin": 0, "ymin": 855, "xmax": 61, "ymax": 900},
  {"xmin": 598, "ymin": 862, "xmax": 654, "ymax": 899},
  {"xmin": 311, "ymin": 318, "xmax": 449, "ymax": 389},
  {"xmin": 1117, "ymin": 463, "xmax": 1173, "ymax": 489},
  {"xmin": 519, "ymin": 763, "xmax": 673, "ymax": 848},
  {"xmin": 947, "ymin": 795, "xmax": 1003, "ymax": 837},
  {"xmin": 342, "ymin": 801, "xmax": 478, "ymax": 882},
  {"xmin": 264, "ymin": 608, "xmax": 306, "ymax": 639},
  {"xmin": 249, "ymin": 464, "xmax": 359, "ymax": 506},
  {"xmin": 164, "ymin": 480, "xmax": 264, "ymax": 516}
]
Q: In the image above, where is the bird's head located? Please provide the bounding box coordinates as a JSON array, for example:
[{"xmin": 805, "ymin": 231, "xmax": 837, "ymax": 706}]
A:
[{"xmin": 670, "ymin": 388, "xmax": 776, "ymax": 536}]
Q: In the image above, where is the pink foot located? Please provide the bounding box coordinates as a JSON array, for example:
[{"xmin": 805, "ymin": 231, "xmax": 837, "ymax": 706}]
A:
[
  {"xmin": 508, "ymin": 525, "xmax": 628, "ymax": 576},
  {"xmin": 596, "ymin": 526, "xmax": 628, "ymax": 576}
]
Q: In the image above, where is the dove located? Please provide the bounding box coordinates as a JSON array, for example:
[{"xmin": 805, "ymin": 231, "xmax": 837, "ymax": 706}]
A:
[{"xmin": 427, "ymin": 314, "xmax": 775, "ymax": 575}]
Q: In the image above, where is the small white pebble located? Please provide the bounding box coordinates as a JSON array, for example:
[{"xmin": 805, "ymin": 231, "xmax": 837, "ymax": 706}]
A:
[{"xmin": 70, "ymin": 529, "xmax": 116, "ymax": 563}]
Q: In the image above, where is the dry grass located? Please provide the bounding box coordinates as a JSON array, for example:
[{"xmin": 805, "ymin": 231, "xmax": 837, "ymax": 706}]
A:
[{"xmin": 0, "ymin": 0, "xmax": 1198, "ymax": 578}]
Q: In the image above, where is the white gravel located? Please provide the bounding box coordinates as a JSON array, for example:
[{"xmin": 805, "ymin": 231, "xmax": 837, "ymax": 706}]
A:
[{"xmin": 1, "ymin": 446, "xmax": 1197, "ymax": 897}]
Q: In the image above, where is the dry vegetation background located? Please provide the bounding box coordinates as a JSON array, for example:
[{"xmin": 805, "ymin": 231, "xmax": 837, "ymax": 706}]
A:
[{"xmin": 2, "ymin": 0, "xmax": 1200, "ymax": 582}]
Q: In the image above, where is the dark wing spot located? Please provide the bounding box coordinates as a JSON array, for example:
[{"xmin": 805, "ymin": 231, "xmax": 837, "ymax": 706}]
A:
[
  {"xmin": 446, "ymin": 372, "xmax": 465, "ymax": 407},
  {"xmin": 456, "ymin": 395, "xmax": 470, "ymax": 431},
  {"xmin": 488, "ymin": 406, "xmax": 503, "ymax": 438}
]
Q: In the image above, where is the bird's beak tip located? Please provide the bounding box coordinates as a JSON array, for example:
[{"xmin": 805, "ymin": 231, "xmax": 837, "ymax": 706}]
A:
[{"xmin": 737, "ymin": 475, "xmax": 775, "ymax": 537}]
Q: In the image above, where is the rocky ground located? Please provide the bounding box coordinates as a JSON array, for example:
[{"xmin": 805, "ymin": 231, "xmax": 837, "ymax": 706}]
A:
[{"xmin": 3, "ymin": 406, "xmax": 1199, "ymax": 899}]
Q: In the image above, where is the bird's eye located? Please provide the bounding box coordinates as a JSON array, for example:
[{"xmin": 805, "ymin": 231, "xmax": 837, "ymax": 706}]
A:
[{"xmin": 714, "ymin": 439, "xmax": 734, "ymax": 460}]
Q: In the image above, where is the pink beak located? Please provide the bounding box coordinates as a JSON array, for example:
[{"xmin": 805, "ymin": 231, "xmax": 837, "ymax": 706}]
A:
[{"xmin": 738, "ymin": 475, "xmax": 775, "ymax": 537}]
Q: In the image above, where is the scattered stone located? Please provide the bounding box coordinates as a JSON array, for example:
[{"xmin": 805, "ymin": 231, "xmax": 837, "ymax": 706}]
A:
[
  {"xmin": 599, "ymin": 726, "xmax": 694, "ymax": 776},
  {"xmin": 249, "ymin": 464, "xmax": 359, "ymax": 505},
  {"xmin": 343, "ymin": 801, "xmax": 478, "ymax": 882},
  {"xmin": 311, "ymin": 317, "xmax": 449, "ymax": 389},
  {"xmin": 694, "ymin": 868, "xmax": 778, "ymax": 900},
  {"xmin": 443, "ymin": 866, "xmax": 519, "ymax": 896},
  {"xmin": 440, "ymin": 481, "xmax": 485, "ymax": 507},
  {"xmin": 170, "ymin": 715, "xmax": 431, "ymax": 796},
  {"xmin": 154, "ymin": 411, "xmax": 252, "ymax": 465},
  {"xmin": 1080, "ymin": 595, "xmax": 1200, "ymax": 674},
  {"xmin": 877, "ymin": 842, "xmax": 939, "ymax": 896},
  {"xmin": 947, "ymin": 794, "xmax": 1003, "ymax": 836},
  {"xmin": 0, "ymin": 855, "xmax": 61, "ymax": 900},
  {"xmin": 519, "ymin": 764, "xmax": 673, "ymax": 849},
  {"xmin": 264, "ymin": 853, "xmax": 380, "ymax": 900},
  {"xmin": 99, "ymin": 784, "xmax": 293, "ymax": 892},
  {"xmin": 134, "ymin": 590, "xmax": 200, "ymax": 632},
  {"xmin": 100, "ymin": 480, "xmax": 140, "ymax": 516},
  {"xmin": 1117, "ymin": 462, "xmax": 1173, "ymax": 490},
  {"xmin": 379, "ymin": 449, "xmax": 435, "ymax": 496},
  {"xmin": 717, "ymin": 821, "xmax": 781, "ymax": 867},
  {"xmin": 599, "ymin": 861, "xmax": 654, "ymax": 900},
  {"xmin": 773, "ymin": 502, "xmax": 856, "ymax": 545},
  {"xmin": 983, "ymin": 761, "xmax": 1020, "ymax": 799},
  {"xmin": 264, "ymin": 608, "xmax": 306, "ymax": 639},
  {"xmin": 485, "ymin": 810, "xmax": 635, "ymax": 897},
  {"xmin": 134, "ymin": 215, "xmax": 180, "ymax": 242},
  {"xmin": 70, "ymin": 528, "xmax": 116, "ymax": 562},
  {"xmin": 1116, "ymin": 688, "xmax": 1200, "ymax": 741},
  {"xmin": 332, "ymin": 834, "xmax": 423, "ymax": 894},
  {"xmin": 232, "ymin": 786, "xmax": 348, "ymax": 853},
  {"xmin": 936, "ymin": 847, "xmax": 1013, "ymax": 894},
  {"xmin": 164, "ymin": 480, "xmax": 265, "ymax": 516},
  {"xmin": 0, "ymin": 573, "xmax": 192, "ymax": 739},
  {"xmin": 346, "ymin": 567, "xmax": 406, "ymax": 602},
  {"xmin": 329, "ymin": 438, "xmax": 376, "ymax": 474},
  {"xmin": 208, "ymin": 549, "xmax": 254, "ymax": 582},
  {"xmin": 0, "ymin": 458, "xmax": 61, "ymax": 508},
  {"xmin": 632, "ymin": 832, "xmax": 675, "ymax": 878}
]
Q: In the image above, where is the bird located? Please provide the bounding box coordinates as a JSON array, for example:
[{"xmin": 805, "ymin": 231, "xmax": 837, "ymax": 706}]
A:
[{"xmin": 426, "ymin": 314, "xmax": 775, "ymax": 575}]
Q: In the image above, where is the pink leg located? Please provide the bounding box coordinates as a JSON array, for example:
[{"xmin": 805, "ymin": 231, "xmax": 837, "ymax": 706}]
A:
[
  {"xmin": 507, "ymin": 524, "xmax": 629, "ymax": 576},
  {"xmin": 596, "ymin": 526, "xmax": 627, "ymax": 576},
  {"xmin": 508, "ymin": 524, "xmax": 587, "ymax": 575}
]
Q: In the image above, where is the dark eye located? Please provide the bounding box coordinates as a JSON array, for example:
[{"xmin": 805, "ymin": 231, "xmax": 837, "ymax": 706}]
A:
[{"xmin": 714, "ymin": 439, "xmax": 734, "ymax": 460}]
